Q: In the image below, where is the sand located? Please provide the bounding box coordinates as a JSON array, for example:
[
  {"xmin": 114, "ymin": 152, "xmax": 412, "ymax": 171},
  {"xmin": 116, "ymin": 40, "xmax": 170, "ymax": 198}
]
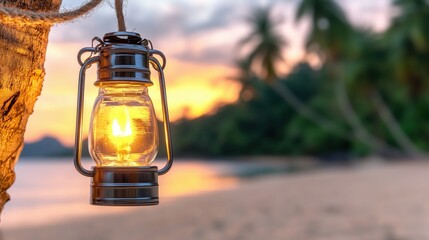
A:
[{"xmin": 2, "ymin": 160, "xmax": 429, "ymax": 240}]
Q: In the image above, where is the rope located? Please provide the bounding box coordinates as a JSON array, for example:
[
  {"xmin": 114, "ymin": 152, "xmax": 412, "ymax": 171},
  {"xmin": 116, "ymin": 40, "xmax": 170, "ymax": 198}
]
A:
[
  {"xmin": 115, "ymin": 0, "xmax": 126, "ymax": 31},
  {"xmin": 0, "ymin": 0, "xmax": 103, "ymax": 25}
]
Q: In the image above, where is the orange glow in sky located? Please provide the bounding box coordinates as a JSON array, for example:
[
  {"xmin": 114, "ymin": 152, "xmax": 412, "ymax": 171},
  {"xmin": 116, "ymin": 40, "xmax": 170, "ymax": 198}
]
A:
[
  {"xmin": 22, "ymin": 0, "xmax": 391, "ymax": 146},
  {"xmin": 24, "ymin": 42, "xmax": 241, "ymax": 146}
]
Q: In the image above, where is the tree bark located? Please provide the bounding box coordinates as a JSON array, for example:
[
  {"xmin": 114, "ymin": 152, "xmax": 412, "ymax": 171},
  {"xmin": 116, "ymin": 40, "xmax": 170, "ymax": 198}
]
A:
[{"xmin": 0, "ymin": 0, "xmax": 60, "ymax": 217}]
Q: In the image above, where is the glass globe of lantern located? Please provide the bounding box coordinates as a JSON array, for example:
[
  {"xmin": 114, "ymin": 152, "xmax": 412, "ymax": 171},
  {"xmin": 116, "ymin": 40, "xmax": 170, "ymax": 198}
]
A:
[{"xmin": 88, "ymin": 84, "xmax": 159, "ymax": 167}]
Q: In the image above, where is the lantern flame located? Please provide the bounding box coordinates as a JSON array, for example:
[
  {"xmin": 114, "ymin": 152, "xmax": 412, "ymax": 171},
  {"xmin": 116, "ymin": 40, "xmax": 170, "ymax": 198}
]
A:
[
  {"xmin": 110, "ymin": 113, "xmax": 133, "ymax": 164},
  {"xmin": 112, "ymin": 119, "xmax": 132, "ymax": 137}
]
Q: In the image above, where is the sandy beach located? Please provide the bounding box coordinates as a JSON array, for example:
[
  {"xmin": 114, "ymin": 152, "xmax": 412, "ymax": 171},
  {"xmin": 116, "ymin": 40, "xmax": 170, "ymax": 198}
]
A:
[{"xmin": 2, "ymin": 160, "xmax": 429, "ymax": 240}]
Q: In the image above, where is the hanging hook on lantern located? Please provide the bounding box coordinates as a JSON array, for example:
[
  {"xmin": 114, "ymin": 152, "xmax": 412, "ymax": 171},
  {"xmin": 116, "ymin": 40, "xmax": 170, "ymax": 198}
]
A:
[
  {"xmin": 150, "ymin": 49, "xmax": 167, "ymax": 70},
  {"xmin": 77, "ymin": 37, "xmax": 103, "ymax": 66}
]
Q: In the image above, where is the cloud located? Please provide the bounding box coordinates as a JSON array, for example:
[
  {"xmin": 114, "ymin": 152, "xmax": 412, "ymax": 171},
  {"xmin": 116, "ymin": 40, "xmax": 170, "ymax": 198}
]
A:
[
  {"xmin": 52, "ymin": 0, "xmax": 288, "ymax": 44},
  {"xmin": 183, "ymin": 5, "xmax": 238, "ymax": 34},
  {"xmin": 49, "ymin": 0, "xmax": 296, "ymax": 68},
  {"xmin": 51, "ymin": 1, "xmax": 186, "ymax": 43},
  {"xmin": 172, "ymin": 45, "xmax": 233, "ymax": 65}
]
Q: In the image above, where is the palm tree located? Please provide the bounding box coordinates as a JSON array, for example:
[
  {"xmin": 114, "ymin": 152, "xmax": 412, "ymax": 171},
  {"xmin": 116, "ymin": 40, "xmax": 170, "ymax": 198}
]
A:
[
  {"xmin": 238, "ymin": 7, "xmax": 350, "ymax": 138},
  {"xmin": 238, "ymin": 7, "xmax": 286, "ymax": 83},
  {"xmin": 373, "ymin": 0, "xmax": 429, "ymax": 155},
  {"xmin": 295, "ymin": 0, "xmax": 355, "ymax": 61},
  {"xmin": 0, "ymin": 0, "xmax": 61, "ymax": 219},
  {"xmin": 296, "ymin": 0, "xmax": 421, "ymax": 156},
  {"xmin": 346, "ymin": 32, "xmax": 422, "ymax": 156},
  {"xmin": 295, "ymin": 0, "xmax": 410, "ymax": 155},
  {"xmin": 387, "ymin": 0, "xmax": 429, "ymax": 98}
]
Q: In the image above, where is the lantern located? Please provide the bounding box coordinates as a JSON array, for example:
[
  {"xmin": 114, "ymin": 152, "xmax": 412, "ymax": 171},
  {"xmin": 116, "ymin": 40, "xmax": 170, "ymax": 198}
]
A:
[{"xmin": 74, "ymin": 31, "xmax": 173, "ymax": 206}]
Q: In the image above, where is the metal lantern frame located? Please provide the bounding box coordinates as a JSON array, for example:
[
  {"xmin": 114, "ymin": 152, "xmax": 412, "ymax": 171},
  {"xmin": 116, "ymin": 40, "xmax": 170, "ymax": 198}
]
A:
[{"xmin": 73, "ymin": 31, "xmax": 173, "ymax": 206}]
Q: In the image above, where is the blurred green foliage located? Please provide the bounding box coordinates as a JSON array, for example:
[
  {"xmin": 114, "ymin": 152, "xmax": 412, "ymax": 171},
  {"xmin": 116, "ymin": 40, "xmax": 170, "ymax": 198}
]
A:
[
  {"xmin": 171, "ymin": 0, "xmax": 429, "ymax": 158},
  {"xmin": 172, "ymin": 63, "xmax": 346, "ymax": 157}
]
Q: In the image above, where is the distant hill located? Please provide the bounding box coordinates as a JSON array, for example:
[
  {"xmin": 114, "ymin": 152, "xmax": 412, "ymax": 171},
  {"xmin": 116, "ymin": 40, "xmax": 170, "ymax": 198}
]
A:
[{"xmin": 21, "ymin": 136, "xmax": 73, "ymax": 157}]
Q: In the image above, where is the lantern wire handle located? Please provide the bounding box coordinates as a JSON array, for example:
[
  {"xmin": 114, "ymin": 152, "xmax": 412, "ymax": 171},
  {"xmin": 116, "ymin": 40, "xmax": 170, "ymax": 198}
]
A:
[
  {"xmin": 149, "ymin": 49, "xmax": 167, "ymax": 69},
  {"xmin": 74, "ymin": 55, "xmax": 100, "ymax": 177},
  {"xmin": 77, "ymin": 37, "xmax": 103, "ymax": 66},
  {"xmin": 150, "ymin": 57, "xmax": 173, "ymax": 175},
  {"xmin": 77, "ymin": 47, "xmax": 97, "ymax": 66}
]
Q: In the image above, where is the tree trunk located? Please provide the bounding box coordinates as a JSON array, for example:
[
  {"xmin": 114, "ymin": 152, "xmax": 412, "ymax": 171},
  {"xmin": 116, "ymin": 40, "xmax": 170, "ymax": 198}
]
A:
[
  {"xmin": 0, "ymin": 0, "xmax": 60, "ymax": 217},
  {"xmin": 334, "ymin": 78, "xmax": 399, "ymax": 155},
  {"xmin": 371, "ymin": 90, "xmax": 422, "ymax": 157},
  {"xmin": 271, "ymin": 81, "xmax": 347, "ymax": 137}
]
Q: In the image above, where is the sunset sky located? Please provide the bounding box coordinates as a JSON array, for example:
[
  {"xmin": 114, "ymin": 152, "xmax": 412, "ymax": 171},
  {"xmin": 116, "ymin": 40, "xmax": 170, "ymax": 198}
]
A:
[{"xmin": 24, "ymin": 0, "xmax": 392, "ymax": 146}]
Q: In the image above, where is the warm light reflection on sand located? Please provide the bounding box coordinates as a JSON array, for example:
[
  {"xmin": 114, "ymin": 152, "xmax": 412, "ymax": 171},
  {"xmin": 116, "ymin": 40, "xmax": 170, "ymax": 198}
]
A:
[
  {"xmin": 1, "ymin": 160, "xmax": 238, "ymax": 229},
  {"xmin": 160, "ymin": 162, "xmax": 238, "ymax": 198}
]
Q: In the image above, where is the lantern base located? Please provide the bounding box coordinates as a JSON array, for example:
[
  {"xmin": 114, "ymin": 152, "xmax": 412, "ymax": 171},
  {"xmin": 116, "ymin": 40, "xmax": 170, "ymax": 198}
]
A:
[{"xmin": 91, "ymin": 166, "xmax": 159, "ymax": 206}]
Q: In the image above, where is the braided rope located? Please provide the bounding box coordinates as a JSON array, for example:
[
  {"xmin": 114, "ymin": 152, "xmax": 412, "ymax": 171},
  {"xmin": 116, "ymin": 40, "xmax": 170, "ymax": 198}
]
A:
[
  {"xmin": 115, "ymin": 0, "xmax": 126, "ymax": 31},
  {"xmin": 0, "ymin": 0, "xmax": 103, "ymax": 25}
]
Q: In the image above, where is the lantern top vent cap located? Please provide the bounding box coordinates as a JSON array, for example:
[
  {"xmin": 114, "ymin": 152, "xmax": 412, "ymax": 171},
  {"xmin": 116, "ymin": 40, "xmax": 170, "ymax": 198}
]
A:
[{"xmin": 103, "ymin": 31, "xmax": 142, "ymax": 45}]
